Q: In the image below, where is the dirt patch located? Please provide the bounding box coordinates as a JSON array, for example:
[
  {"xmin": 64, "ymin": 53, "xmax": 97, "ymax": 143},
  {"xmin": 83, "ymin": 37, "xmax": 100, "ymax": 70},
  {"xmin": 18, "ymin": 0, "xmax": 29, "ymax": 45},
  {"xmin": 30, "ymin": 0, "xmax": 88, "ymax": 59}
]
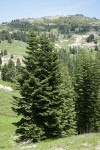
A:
[
  {"xmin": 69, "ymin": 35, "xmax": 89, "ymax": 47},
  {"xmin": 20, "ymin": 145, "xmax": 36, "ymax": 149},
  {"xmin": 96, "ymin": 144, "xmax": 100, "ymax": 150},
  {"xmin": 55, "ymin": 44, "xmax": 62, "ymax": 48},
  {"xmin": 0, "ymin": 84, "xmax": 13, "ymax": 91},
  {"xmin": 51, "ymin": 146, "xmax": 66, "ymax": 150}
]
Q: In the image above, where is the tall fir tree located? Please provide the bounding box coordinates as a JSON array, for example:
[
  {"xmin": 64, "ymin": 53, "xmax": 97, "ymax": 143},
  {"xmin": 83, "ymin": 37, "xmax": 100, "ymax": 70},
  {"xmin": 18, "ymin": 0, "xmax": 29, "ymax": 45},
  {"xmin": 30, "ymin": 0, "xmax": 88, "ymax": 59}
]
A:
[
  {"xmin": 1, "ymin": 64, "xmax": 9, "ymax": 81},
  {"xmin": 74, "ymin": 51, "xmax": 100, "ymax": 134},
  {"xmin": 13, "ymin": 32, "xmax": 64, "ymax": 142},
  {"xmin": 0, "ymin": 56, "xmax": 2, "ymax": 65},
  {"xmin": 16, "ymin": 58, "xmax": 22, "ymax": 76},
  {"xmin": 89, "ymin": 54, "xmax": 100, "ymax": 132},
  {"xmin": 1, "ymin": 59, "xmax": 16, "ymax": 82},
  {"xmin": 60, "ymin": 63, "xmax": 76, "ymax": 136}
]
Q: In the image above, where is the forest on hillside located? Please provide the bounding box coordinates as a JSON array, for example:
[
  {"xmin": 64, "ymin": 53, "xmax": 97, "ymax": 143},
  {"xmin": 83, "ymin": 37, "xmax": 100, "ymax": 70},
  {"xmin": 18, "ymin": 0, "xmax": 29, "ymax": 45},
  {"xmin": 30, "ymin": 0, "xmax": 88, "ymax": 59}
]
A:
[
  {"xmin": 11, "ymin": 32, "xmax": 100, "ymax": 142},
  {"xmin": 0, "ymin": 15, "xmax": 100, "ymax": 143}
]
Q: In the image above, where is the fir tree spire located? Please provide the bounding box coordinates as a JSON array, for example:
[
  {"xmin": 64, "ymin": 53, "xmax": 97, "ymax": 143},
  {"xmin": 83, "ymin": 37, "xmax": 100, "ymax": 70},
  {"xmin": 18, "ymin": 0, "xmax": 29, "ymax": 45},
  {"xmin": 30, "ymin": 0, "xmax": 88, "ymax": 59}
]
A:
[{"xmin": 13, "ymin": 32, "xmax": 63, "ymax": 142}]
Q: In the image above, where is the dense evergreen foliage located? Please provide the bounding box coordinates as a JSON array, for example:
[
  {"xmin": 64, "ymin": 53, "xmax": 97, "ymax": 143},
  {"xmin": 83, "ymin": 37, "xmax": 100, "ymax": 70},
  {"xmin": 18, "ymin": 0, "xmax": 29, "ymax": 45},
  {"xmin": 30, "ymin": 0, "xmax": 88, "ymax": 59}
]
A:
[
  {"xmin": 86, "ymin": 34, "xmax": 94, "ymax": 43},
  {"xmin": 1, "ymin": 59, "xmax": 22, "ymax": 82},
  {"xmin": 12, "ymin": 32, "xmax": 77, "ymax": 142},
  {"xmin": 60, "ymin": 64, "xmax": 76, "ymax": 135},
  {"xmin": 7, "ymin": 15, "xmax": 100, "ymax": 34},
  {"xmin": 0, "ymin": 30, "xmax": 28, "ymax": 42},
  {"xmin": 1, "ymin": 59, "xmax": 16, "ymax": 82},
  {"xmin": 11, "ymin": 31, "xmax": 100, "ymax": 142},
  {"xmin": 74, "ymin": 51, "xmax": 100, "ymax": 133}
]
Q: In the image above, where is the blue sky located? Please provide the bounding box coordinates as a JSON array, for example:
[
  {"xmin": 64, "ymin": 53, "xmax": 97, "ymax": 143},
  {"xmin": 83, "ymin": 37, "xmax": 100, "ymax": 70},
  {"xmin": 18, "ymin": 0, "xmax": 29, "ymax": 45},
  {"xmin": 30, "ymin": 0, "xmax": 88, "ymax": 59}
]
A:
[{"xmin": 0, "ymin": 0, "xmax": 100, "ymax": 23}]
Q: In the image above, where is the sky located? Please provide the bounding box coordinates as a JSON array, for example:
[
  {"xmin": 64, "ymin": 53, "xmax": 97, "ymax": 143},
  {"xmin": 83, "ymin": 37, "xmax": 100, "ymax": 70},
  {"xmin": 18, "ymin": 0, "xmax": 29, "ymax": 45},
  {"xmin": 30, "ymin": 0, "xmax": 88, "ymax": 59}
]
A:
[{"xmin": 0, "ymin": 0, "xmax": 100, "ymax": 23}]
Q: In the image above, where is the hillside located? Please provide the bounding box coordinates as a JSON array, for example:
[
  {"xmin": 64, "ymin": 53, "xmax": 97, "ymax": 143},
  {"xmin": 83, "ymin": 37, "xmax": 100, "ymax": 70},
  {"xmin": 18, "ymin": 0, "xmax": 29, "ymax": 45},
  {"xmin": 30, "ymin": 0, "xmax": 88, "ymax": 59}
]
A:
[
  {"xmin": 0, "ymin": 83, "xmax": 100, "ymax": 149},
  {"xmin": 1, "ymin": 15, "xmax": 99, "ymax": 78},
  {"xmin": 0, "ymin": 77, "xmax": 100, "ymax": 149},
  {"xmin": 0, "ymin": 15, "xmax": 100, "ymax": 149},
  {"xmin": 0, "ymin": 14, "xmax": 100, "ymax": 66}
]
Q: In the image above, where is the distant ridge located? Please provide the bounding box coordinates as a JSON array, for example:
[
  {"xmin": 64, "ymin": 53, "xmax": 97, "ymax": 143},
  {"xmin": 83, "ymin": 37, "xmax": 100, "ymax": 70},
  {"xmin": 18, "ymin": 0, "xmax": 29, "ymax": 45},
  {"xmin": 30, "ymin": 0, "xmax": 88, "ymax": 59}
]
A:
[{"xmin": 1, "ymin": 14, "xmax": 99, "ymax": 25}]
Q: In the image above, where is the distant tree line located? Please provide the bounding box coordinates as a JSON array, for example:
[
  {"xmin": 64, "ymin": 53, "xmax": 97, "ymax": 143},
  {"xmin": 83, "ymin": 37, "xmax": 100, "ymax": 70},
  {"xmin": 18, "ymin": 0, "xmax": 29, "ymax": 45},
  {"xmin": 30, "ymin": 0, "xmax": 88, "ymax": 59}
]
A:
[
  {"xmin": 6, "ymin": 17, "xmax": 100, "ymax": 35},
  {"xmin": 0, "ymin": 30, "xmax": 28, "ymax": 42},
  {"xmin": 8, "ymin": 20, "xmax": 35, "ymax": 31},
  {"xmin": 1, "ymin": 58, "xmax": 21, "ymax": 82}
]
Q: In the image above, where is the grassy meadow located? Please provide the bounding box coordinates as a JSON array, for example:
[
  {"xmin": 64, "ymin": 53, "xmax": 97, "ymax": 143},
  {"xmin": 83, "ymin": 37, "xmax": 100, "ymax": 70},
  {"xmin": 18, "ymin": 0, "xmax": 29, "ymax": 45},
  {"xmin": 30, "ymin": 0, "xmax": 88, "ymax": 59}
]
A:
[
  {"xmin": 0, "ymin": 40, "xmax": 27, "ymax": 55},
  {"xmin": 0, "ymin": 80, "xmax": 100, "ymax": 149},
  {"xmin": 0, "ymin": 87, "xmax": 18, "ymax": 149}
]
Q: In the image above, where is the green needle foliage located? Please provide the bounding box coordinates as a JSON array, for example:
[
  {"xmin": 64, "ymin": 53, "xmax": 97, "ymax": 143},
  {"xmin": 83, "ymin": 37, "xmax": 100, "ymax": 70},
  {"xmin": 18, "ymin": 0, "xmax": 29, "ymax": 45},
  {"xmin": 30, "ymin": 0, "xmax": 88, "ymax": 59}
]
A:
[
  {"xmin": 60, "ymin": 64, "xmax": 76, "ymax": 136},
  {"xmin": 74, "ymin": 51, "xmax": 100, "ymax": 134},
  {"xmin": 13, "ymin": 32, "xmax": 64, "ymax": 142}
]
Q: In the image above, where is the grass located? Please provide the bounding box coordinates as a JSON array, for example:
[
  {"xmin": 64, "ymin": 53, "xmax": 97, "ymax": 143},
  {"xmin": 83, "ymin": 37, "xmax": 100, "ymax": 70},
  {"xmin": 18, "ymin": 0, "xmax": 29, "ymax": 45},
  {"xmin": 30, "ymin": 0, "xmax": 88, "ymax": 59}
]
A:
[
  {"xmin": 0, "ymin": 116, "xmax": 18, "ymax": 149},
  {"xmin": 0, "ymin": 80, "xmax": 100, "ymax": 149},
  {"xmin": 0, "ymin": 81, "xmax": 19, "ymax": 149},
  {"xmin": 0, "ymin": 79, "xmax": 14, "ymax": 87},
  {"xmin": 0, "ymin": 87, "xmax": 19, "ymax": 149},
  {"xmin": 35, "ymin": 133, "xmax": 100, "ymax": 150},
  {"xmin": 55, "ymin": 34, "xmax": 75, "ymax": 50},
  {"xmin": 0, "ymin": 40, "xmax": 27, "ymax": 66},
  {"xmin": 0, "ymin": 89, "xmax": 18, "ymax": 117},
  {"xmin": 0, "ymin": 40, "xmax": 27, "ymax": 55},
  {"xmin": 2, "ymin": 133, "xmax": 99, "ymax": 150}
]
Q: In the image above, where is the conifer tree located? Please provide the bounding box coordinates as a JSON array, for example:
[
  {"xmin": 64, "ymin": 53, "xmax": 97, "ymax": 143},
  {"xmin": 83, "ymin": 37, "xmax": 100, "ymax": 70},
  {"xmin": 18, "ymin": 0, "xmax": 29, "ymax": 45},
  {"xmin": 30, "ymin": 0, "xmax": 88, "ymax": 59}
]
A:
[
  {"xmin": 13, "ymin": 32, "xmax": 63, "ymax": 142},
  {"xmin": 1, "ymin": 50, "xmax": 4, "ymax": 57},
  {"xmin": 89, "ymin": 55, "xmax": 100, "ymax": 132},
  {"xmin": 1, "ymin": 64, "xmax": 9, "ymax": 81},
  {"xmin": 16, "ymin": 58, "xmax": 21, "ymax": 74},
  {"xmin": 74, "ymin": 51, "xmax": 100, "ymax": 134},
  {"xmin": 60, "ymin": 64, "xmax": 76, "ymax": 136},
  {"xmin": 7, "ymin": 59, "xmax": 16, "ymax": 82},
  {"xmin": 0, "ymin": 56, "xmax": 2, "ymax": 65},
  {"xmin": 4, "ymin": 49, "xmax": 7, "ymax": 55},
  {"xmin": 1, "ymin": 59, "xmax": 16, "ymax": 82}
]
